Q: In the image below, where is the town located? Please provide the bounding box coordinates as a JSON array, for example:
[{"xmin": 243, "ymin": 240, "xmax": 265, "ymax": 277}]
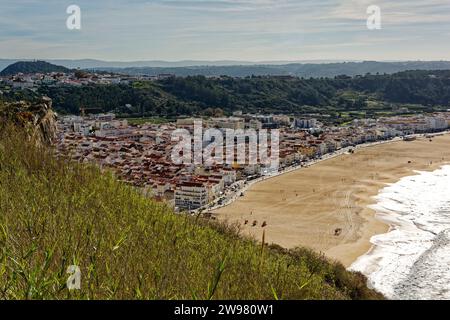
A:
[
  {"xmin": 0, "ymin": 69, "xmax": 174, "ymax": 89},
  {"xmin": 3, "ymin": 67, "xmax": 450, "ymax": 213},
  {"xmin": 56, "ymin": 110, "xmax": 450, "ymax": 213}
]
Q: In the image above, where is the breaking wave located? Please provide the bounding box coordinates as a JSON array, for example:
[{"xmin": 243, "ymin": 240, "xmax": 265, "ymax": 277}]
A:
[{"xmin": 350, "ymin": 165, "xmax": 450, "ymax": 300}]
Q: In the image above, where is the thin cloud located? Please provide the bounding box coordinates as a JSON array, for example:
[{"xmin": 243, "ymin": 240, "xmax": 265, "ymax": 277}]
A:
[{"xmin": 0, "ymin": 0, "xmax": 449, "ymax": 60}]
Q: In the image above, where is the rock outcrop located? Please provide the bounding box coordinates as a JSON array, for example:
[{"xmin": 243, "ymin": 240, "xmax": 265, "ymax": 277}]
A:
[{"xmin": 0, "ymin": 96, "xmax": 57, "ymax": 146}]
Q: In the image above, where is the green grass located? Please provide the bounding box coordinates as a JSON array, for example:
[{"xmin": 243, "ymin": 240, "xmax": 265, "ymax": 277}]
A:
[{"xmin": 0, "ymin": 125, "xmax": 383, "ymax": 300}]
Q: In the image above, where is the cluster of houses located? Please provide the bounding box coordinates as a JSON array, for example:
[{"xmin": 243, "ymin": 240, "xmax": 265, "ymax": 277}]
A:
[
  {"xmin": 57, "ymin": 114, "xmax": 238, "ymax": 211},
  {"xmin": 56, "ymin": 112, "xmax": 450, "ymax": 211},
  {"xmin": 0, "ymin": 72, "xmax": 175, "ymax": 89}
]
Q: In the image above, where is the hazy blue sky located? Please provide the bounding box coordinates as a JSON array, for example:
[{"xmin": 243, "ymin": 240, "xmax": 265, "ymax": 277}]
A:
[{"xmin": 1, "ymin": 0, "xmax": 450, "ymax": 61}]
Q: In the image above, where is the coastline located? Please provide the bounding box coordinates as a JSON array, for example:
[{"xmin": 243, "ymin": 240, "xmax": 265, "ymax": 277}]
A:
[
  {"xmin": 211, "ymin": 132, "xmax": 450, "ymax": 267},
  {"xmin": 349, "ymin": 164, "xmax": 450, "ymax": 299}
]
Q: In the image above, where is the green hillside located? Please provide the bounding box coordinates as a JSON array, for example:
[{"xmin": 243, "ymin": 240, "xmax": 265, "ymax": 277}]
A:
[
  {"xmin": 33, "ymin": 70, "xmax": 450, "ymax": 118},
  {"xmin": 0, "ymin": 110, "xmax": 383, "ymax": 300},
  {"xmin": 0, "ymin": 60, "xmax": 70, "ymax": 76}
]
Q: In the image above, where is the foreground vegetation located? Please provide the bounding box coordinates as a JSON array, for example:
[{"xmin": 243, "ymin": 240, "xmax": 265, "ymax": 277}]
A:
[{"xmin": 0, "ymin": 124, "xmax": 383, "ymax": 300}]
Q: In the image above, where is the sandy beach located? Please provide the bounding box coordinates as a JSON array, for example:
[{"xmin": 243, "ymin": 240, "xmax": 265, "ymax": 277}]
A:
[{"xmin": 211, "ymin": 133, "xmax": 450, "ymax": 267}]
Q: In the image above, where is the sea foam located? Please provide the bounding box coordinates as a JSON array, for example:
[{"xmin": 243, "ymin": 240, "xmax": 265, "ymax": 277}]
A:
[{"xmin": 349, "ymin": 165, "xmax": 450, "ymax": 300}]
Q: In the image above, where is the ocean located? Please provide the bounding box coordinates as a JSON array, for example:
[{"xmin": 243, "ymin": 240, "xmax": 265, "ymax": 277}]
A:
[{"xmin": 350, "ymin": 165, "xmax": 450, "ymax": 300}]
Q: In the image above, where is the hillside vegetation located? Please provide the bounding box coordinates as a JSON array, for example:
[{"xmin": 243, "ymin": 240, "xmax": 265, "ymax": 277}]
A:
[
  {"xmin": 0, "ymin": 61, "xmax": 70, "ymax": 76},
  {"xmin": 0, "ymin": 117, "xmax": 383, "ymax": 300},
  {"xmin": 30, "ymin": 70, "xmax": 450, "ymax": 118}
]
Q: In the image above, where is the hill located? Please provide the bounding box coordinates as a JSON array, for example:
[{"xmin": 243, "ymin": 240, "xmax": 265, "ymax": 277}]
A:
[
  {"xmin": 35, "ymin": 70, "xmax": 450, "ymax": 118},
  {"xmin": 2, "ymin": 59, "xmax": 450, "ymax": 77},
  {"xmin": 93, "ymin": 61, "xmax": 450, "ymax": 78},
  {"xmin": 0, "ymin": 60, "xmax": 70, "ymax": 76},
  {"xmin": 0, "ymin": 101, "xmax": 383, "ymax": 300}
]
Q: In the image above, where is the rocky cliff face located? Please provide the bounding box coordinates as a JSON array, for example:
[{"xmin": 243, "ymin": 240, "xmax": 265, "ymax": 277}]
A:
[{"xmin": 0, "ymin": 96, "xmax": 57, "ymax": 146}]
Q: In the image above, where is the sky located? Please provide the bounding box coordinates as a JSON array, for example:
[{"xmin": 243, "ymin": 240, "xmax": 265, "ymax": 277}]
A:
[{"xmin": 1, "ymin": 0, "xmax": 450, "ymax": 62}]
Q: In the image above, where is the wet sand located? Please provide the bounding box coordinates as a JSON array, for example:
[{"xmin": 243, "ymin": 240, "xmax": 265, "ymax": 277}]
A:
[{"xmin": 211, "ymin": 133, "xmax": 450, "ymax": 267}]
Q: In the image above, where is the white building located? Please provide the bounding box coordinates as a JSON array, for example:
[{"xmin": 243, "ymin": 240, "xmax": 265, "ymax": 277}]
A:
[
  {"xmin": 174, "ymin": 182, "xmax": 208, "ymax": 210},
  {"xmin": 295, "ymin": 118, "xmax": 318, "ymax": 129},
  {"xmin": 73, "ymin": 123, "xmax": 92, "ymax": 136},
  {"xmin": 426, "ymin": 116, "xmax": 448, "ymax": 130},
  {"xmin": 220, "ymin": 169, "xmax": 237, "ymax": 185}
]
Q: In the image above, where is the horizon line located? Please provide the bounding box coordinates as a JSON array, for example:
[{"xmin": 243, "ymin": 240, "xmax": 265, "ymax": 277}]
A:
[{"xmin": 2, "ymin": 58, "xmax": 450, "ymax": 64}]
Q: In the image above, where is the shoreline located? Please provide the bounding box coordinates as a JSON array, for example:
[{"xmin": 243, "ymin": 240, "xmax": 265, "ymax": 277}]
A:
[
  {"xmin": 211, "ymin": 132, "xmax": 450, "ymax": 267},
  {"xmin": 349, "ymin": 164, "xmax": 450, "ymax": 299}
]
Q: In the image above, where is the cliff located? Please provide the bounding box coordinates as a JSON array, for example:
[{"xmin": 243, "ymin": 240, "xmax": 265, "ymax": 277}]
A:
[{"xmin": 0, "ymin": 96, "xmax": 57, "ymax": 146}]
